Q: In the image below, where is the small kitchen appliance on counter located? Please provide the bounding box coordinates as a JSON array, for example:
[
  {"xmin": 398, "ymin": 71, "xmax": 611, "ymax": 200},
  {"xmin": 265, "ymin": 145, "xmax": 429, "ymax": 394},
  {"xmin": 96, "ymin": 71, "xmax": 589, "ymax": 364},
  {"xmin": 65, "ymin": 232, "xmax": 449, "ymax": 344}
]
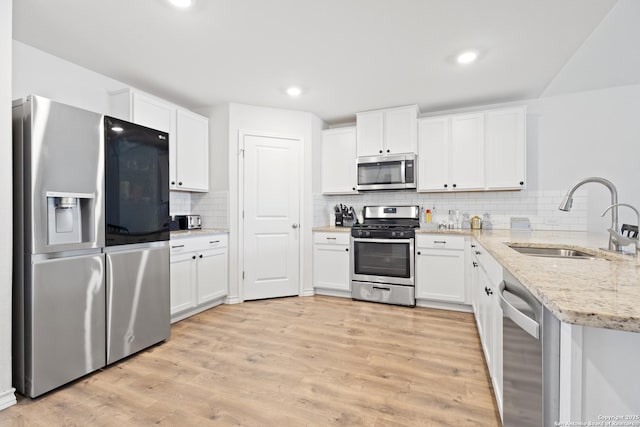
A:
[
  {"xmin": 175, "ymin": 214, "xmax": 202, "ymax": 230},
  {"xmin": 350, "ymin": 205, "xmax": 420, "ymax": 306}
]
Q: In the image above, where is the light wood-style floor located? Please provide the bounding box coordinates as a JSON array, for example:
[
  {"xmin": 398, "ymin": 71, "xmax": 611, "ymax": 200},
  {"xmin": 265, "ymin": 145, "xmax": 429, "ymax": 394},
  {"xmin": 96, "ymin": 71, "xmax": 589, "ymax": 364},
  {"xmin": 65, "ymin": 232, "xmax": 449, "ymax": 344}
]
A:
[{"xmin": 0, "ymin": 296, "xmax": 500, "ymax": 426}]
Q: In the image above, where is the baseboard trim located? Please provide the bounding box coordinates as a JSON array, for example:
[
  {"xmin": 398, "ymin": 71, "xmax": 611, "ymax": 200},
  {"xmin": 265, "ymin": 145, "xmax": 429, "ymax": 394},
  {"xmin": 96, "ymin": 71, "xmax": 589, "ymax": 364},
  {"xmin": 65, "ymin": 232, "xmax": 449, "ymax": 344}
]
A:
[
  {"xmin": 225, "ymin": 296, "xmax": 241, "ymax": 305},
  {"xmin": 314, "ymin": 288, "xmax": 351, "ymax": 299},
  {"xmin": 415, "ymin": 299, "xmax": 473, "ymax": 313},
  {"xmin": 0, "ymin": 388, "xmax": 16, "ymax": 411},
  {"xmin": 301, "ymin": 289, "xmax": 315, "ymax": 297}
]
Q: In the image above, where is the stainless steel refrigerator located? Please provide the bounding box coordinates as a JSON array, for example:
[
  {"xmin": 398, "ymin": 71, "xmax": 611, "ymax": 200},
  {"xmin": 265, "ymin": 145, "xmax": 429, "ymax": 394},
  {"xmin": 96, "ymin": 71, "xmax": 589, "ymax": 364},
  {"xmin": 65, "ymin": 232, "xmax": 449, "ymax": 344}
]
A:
[{"xmin": 13, "ymin": 95, "xmax": 170, "ymax": 398}]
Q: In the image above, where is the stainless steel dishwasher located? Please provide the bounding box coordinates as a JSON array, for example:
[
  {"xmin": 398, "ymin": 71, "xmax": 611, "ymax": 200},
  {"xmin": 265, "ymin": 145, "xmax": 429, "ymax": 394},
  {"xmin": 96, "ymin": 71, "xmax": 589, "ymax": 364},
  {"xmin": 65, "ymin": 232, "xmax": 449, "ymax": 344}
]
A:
[{"xmin": 500, "ymin": 270, "xmax": 560, "ymax": 427}]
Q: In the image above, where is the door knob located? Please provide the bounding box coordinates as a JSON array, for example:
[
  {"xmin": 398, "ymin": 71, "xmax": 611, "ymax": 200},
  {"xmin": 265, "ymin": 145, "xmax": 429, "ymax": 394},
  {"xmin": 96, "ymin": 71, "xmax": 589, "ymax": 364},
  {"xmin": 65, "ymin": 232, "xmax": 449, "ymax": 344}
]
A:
[{"xmin": 292, "ymin": 223, "xmax": 299, "ymax": 229}]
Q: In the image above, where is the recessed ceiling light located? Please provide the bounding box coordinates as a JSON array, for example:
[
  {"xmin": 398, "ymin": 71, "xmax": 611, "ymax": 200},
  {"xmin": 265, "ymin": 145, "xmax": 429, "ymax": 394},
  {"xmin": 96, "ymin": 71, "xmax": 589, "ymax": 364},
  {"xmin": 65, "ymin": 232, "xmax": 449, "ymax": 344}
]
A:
[
  {"xmin": 286, "ymin": 86, "xmax": 303, "ymax": 97},
  {"xmin": 456, "ymin": 50, "xmax": 479, "ymax": 65},
  {"xmin": 168, "ymin": 0, "xmax": 192, "ymax": 8}
]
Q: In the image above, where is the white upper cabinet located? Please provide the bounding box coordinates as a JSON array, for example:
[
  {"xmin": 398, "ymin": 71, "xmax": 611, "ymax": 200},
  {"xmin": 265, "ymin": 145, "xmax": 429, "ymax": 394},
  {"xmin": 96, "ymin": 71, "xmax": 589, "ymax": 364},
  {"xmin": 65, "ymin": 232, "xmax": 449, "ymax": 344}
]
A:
[
  {"xmin": 176, "ymin": 109, "xmax": 209, "ymax": 192},
  {"xmin": 357, "ymin": 105, "xmax": 418, "ymax": 157},
  {"xmin": 417, "ymin": 117, "xmax": 449, "ymax": 191},
  {"xmin": 418, "ymin": 106, "xmax": 526, "ymax": 192},
  {"xmin": 485, "ymin": 107, "xmax": 526, "ymax": 190},
  {"xmin": 109, "ymin": 88, "xmax": 209, "ymax": 192},
  {"xmin": 321, "ymin": 127, "xmax": 358, "ymax": 194},
  {"xmin": 356, "ymin": 111, "xmax": 384, "ymax": 157},
  {"xmin": 450, "ymin": 113, "xmax": 485, "ymax": 191}
]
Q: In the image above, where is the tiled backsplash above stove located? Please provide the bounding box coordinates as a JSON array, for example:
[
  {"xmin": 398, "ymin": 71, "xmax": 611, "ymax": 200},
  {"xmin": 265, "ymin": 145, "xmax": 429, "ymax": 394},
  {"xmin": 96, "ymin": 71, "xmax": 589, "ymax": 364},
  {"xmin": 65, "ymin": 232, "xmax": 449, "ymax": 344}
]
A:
[{"xmin": 314, "ymin": 189, "xmax": 588, "ymax": 231}]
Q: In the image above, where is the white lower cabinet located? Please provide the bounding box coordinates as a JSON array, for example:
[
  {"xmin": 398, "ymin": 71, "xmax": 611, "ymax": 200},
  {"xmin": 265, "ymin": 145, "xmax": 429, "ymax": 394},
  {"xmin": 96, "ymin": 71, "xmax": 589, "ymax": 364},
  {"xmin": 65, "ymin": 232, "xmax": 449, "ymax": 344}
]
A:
[
  {"xmin": 170, "ymin": 233, "xmax": 228, "ymax": 322},
  {"xmin": 470, "ymin": 239, "xmax": 503, "ymax": 419},
  {"xmin": 415, "ymin": 235, "xmax": 466, "ymax": 305},
  {"xmin": 313, "ymin": 231, "xmax": 351, "ymax": 296}
]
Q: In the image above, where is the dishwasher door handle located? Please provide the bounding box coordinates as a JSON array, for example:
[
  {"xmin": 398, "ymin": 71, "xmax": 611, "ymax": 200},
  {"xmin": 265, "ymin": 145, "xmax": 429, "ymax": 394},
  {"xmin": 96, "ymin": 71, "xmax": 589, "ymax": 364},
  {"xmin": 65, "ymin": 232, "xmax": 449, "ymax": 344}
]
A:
[{"xmin": 499, "ymin": 281, "xmax": 540, "ymax": 339}]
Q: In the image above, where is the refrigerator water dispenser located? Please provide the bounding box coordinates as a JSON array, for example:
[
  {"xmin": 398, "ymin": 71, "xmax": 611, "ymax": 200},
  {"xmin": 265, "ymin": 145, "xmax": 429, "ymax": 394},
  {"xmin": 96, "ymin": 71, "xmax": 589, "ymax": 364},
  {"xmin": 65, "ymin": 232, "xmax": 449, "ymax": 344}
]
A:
[{"xmin": 46, "ymin": 192, "xmax": 95, "ymax": 246}]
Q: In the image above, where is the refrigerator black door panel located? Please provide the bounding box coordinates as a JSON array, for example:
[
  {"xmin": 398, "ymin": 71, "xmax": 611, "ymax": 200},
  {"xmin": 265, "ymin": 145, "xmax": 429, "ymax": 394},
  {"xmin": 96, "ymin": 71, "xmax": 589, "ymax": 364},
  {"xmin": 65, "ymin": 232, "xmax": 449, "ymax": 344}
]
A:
[
  {"xmin": 27, "ymin": 253, "xmax": 106, "ymax": 397},
  {"xmin": 104, "ymin": 117, "xmax": 169, "ymax": 246},
  {"xmin": 106, "ymin": 244, "xmax": 170, "ymax": 364}
]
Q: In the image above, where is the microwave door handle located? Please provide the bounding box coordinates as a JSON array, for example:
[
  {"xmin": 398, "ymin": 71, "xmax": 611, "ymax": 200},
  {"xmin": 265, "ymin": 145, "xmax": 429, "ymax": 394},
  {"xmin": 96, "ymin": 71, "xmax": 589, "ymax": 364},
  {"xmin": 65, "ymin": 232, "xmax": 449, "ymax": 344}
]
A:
[{"xmin": 401, "ymin": 160, "xmax": 406, "ymax": 184}]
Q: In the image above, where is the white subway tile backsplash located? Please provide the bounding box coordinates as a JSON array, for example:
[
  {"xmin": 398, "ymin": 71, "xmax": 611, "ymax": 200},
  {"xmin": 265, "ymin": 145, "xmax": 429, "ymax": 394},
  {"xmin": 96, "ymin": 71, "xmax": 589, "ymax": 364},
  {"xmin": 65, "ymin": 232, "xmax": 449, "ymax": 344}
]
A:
[
  {"xmin": 170, "ymin": 191, "xmax": 192, "ymax": 215},
  {"xmin": 315, "ymin": 189, "xmax": 588, "ymax": 231}
]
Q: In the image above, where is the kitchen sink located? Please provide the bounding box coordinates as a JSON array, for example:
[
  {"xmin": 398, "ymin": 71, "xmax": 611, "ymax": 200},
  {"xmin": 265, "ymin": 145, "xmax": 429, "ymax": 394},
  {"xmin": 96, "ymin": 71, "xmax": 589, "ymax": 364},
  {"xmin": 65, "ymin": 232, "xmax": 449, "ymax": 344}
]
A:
[{"xmin": 508, "ymin": 244, "xmax": 605, "ymax": 260}]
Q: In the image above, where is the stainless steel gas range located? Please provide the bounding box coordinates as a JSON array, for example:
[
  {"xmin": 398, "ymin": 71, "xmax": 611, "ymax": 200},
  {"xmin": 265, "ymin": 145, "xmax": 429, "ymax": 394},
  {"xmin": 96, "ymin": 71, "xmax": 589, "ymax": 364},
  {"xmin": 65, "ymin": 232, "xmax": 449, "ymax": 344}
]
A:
[{"xmin": 350, "ymin": 206, "xmax": 420, "ymax": 306}]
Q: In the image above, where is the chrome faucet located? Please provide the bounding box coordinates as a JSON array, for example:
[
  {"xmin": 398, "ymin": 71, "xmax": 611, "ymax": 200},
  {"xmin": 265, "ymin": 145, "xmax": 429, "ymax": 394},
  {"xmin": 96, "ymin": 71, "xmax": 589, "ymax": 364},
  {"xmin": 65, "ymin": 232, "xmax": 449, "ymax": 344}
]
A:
[
  {"xmin": 558, "ymin": 177, "xmax": 620, "ymax": 252},
  {"xmin": 601, "ymin": 203, "xmax": 640, "ymax": 256}
]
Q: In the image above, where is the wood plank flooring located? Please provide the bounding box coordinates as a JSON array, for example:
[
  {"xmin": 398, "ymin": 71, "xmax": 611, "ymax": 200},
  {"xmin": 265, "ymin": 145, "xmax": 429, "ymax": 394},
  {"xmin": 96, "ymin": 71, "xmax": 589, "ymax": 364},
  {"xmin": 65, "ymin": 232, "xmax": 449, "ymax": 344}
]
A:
[{"xmin": 0, "ymin": 296, "xmax": 501, "ymax": 426}]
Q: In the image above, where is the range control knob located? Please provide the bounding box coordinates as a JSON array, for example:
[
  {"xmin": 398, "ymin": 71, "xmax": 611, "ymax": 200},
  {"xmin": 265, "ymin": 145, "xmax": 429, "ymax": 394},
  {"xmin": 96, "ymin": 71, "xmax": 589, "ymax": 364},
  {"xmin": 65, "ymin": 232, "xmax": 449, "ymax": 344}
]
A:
[
  {"xmin": 358, "ymin": 230, "xmax": 363, "ymax": 237},
  {"xmin": 365, "ymin": 231, "xmax": 371, "ymax": 237},
  {"xmin": 391, "ymin": 231, "xmax": 397, "ymax": 237},
  {"xmin": 399, "ymin": 231, "xmax": 405, "ymax": 237}
]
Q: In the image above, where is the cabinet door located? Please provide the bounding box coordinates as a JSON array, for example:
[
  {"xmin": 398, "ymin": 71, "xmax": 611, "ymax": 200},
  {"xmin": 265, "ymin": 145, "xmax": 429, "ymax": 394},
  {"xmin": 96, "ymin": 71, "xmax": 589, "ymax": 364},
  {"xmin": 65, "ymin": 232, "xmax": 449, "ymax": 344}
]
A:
[
  {"xmin": 196, "ymin": 248, "xmax": 228, "ymax": 304},
  {"xmin": 418, "ymin": 117, "xmax": 450, "ymax": 191},
  {"xmin": 384, "ymin": 106, "xmax": 417, "ymax": 155},
  {"xmin": 450, "ymin": 113, "xmax": 485, "ymax": 190},
  {"xmin": 415, "ymin": 248, "xmax": 465, "ymax": 303},
  {"xmin": 321, "ymin": 127, "xmax": 358, "ymax": 194},
  {"xmin": 170, "ymin": 252, "xmax": 197, "ymax": 316},
  {"xmin": 492, "ymin": 289, "xmax": 503, "ymax": 414},
  {"xmin": 477, "ymin": 267, "xmax": 494, "ymax": 373},
  {"xmin": 485, "ymin": 107, "xmax": 526, "ymax": 190},
  {"xmin": 356, "ymin": 111, "xmax": 384, "ymax": 157},
  {"xmin": 131, "ymin": 92, "xmax": 177, "ymax": 189},
  {"xmin": 313, "ymin": 244, "xmax": 350, "ymax": 291},
  {"xmin": 175, "ymin": 109, "xmax": 209, "ymax": 192}
]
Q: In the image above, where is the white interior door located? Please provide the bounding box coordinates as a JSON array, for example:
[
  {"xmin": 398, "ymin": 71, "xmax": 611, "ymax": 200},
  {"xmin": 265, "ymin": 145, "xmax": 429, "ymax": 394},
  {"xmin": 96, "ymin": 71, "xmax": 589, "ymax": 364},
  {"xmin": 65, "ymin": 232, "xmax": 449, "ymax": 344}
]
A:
[{"xmin": 243, "ymin": 133, "xmax": 301, "ymax": 301}]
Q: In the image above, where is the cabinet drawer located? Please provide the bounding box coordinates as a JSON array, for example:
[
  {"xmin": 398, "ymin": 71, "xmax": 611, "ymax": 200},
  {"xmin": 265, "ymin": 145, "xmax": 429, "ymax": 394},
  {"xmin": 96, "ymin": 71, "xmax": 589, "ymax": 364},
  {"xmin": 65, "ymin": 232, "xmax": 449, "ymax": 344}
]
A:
[
  {"xmin": 313, "ymin": 232, "xmax": 350, "ymax": 245},
  {"xmin": 417, "ymin": 234, "xmax": 464, "ymax": 250},
  {"xmin": 171, "ymin": 233, "xmax": 228, "ymax": 254}
]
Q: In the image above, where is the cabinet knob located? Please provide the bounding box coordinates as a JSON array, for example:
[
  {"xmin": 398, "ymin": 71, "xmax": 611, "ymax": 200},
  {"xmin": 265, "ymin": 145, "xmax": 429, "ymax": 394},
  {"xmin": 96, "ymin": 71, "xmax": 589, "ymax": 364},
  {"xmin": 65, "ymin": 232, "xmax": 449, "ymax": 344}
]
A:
[
  {"xmin": 345, "ymin": 248, "xmax": 349, "ymax": 252},
  {"xmin": 352, "ymin": 187, "xmax": 356, "ymax": 191},
  {"xmin": 444, "ymin": 184, "xmax": 448, "ymax": 188},
  {"xmin": 386, "ymin": 149, "xmax": 390, "ymax": 153},
  {"xmin": 519, "ymin": 181, "xmax": 524, "ymax": 186},
  {"xmin": 484, "ymin": 286, "xmax": 493, "ymax": 295},
  {"xmin": 472, "ymin": 262, "xmax": 478, "ymax": 267},
  {"xmin": 192, "ymin": 255, "xmax": 196, "ymax": 260},
  {"xmin": 417, "ymin": 251, "xmax": 421, "ymax": 255},
  {"xmin": 379, "ymin": 150, "xmax": 383, "ymax": 154},
  {"xmin": 452, "ymin": 184, "xmax": 457, "ymax": 188},
  {"xmin": 475, "ymin": 251, "xmax": 481, "ymax": 255},
  {"xmin": 471, "ymin": 244, "xmax": 476, "ymax": 248},
  {"xmin": 199, "ymin": 254, "xmax": 203, "ymax": 258},
  {"xmin": 178, "ymin": 181, "xmax": 183, "ymax": 186},
  {"xmin": 171, "ymin": 181, "xmax": 176, "ymax": 185}
]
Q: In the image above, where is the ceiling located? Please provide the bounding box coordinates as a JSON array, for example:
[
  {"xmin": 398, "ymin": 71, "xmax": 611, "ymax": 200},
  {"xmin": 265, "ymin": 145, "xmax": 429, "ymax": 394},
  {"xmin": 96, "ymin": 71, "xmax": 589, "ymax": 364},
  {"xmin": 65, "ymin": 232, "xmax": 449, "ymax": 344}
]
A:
[{"xmin": 13, "ymin": 0, "xmax": 618, "ymax": 123}]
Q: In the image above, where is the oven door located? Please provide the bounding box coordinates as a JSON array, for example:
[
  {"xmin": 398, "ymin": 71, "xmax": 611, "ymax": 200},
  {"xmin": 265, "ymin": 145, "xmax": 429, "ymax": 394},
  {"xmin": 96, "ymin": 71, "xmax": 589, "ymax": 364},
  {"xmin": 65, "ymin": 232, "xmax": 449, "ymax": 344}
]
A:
[{"xmin": 351, "ymin": 238, "xmax": 414, "ymax": 286}]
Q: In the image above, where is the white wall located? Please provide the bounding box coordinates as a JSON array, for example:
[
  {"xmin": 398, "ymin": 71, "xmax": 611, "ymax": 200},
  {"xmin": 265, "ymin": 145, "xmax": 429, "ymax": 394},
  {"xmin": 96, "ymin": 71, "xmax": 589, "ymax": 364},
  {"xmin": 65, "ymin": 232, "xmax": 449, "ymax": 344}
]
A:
[
  {"xmin": 529, "ymin": 84, "xmax": 640, "ymax": 233},
  {"xmin": 1, "ymin": 0, "xmax": 16, "ymax": 411},
  {"xmin": 12, "ymin": 40, "xmax": 124, "ymax": 114}
]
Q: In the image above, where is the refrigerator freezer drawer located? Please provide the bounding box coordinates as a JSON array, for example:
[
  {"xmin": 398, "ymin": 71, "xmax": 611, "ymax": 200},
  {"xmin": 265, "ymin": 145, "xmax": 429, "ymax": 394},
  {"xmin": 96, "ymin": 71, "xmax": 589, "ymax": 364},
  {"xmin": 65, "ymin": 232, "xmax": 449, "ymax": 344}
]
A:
[
  {"xmin": 106, "ymin": 244, "xmax": 170, "ymax": 364},
  {"xmin": 25, "ymin": 253, "xmax": 106, "ymax": 397}
]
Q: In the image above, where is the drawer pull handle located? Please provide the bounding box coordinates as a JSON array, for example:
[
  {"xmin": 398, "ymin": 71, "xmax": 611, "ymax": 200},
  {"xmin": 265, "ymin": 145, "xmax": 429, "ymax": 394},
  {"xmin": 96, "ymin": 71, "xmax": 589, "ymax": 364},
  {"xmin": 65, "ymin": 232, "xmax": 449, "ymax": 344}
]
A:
[
  {"xmin": 475, "ymin": 251, "xmax": 481, "ymax": 255},
  {"xmin": 210, "ymin": 240, "xmax": 220, "ymax": 244},
  {"xmin": 372, "ymin": 286, "xmax": 391, "ymax": 292},
  {"xmin": 326, "ymin": 237, "xmax": 337, "ymax": 240},
  {"xmin": 171, "ymin": 245, "xmax": 185, "ymax": 249},
  {"xmin": 434, "ymin": 240, "xmax": 447, "ymax": 244}
]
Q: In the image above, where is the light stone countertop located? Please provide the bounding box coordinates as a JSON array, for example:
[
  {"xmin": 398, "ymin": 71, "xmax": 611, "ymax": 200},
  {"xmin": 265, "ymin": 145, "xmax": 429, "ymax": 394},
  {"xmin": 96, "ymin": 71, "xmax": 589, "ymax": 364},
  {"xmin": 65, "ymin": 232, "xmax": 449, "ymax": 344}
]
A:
[
  {"xmin": 312, "ymin": 225, "xmax": 640, "ymax": 332},
  {"xmin": 171, "ymin": 228, "xmax": 229, "ymax": 238}
]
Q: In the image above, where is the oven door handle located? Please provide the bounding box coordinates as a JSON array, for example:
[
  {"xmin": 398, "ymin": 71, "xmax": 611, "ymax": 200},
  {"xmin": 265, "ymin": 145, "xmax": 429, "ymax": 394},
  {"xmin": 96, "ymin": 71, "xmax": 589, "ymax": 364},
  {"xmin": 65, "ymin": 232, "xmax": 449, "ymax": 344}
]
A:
[{"xmin": 352, "ymin": 238, "xmax": 414, "ymax": 244}]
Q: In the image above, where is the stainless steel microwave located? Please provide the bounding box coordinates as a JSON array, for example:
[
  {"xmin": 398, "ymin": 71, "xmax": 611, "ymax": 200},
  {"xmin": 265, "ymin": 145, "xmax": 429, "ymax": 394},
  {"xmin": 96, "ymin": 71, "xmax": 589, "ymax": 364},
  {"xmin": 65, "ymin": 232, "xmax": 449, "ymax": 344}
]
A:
[{"xmin": 356, "ymin": 154, "xmax": 416, "ymax": 191}]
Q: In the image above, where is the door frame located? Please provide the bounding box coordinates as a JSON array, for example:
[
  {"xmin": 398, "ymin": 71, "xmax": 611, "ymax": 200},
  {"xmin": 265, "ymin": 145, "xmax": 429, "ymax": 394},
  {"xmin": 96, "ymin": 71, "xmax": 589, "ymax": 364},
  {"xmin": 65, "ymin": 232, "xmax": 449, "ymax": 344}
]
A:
[{"xmin": 237, "ymin": 130, "xmax": 305, "ymax": 303}]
